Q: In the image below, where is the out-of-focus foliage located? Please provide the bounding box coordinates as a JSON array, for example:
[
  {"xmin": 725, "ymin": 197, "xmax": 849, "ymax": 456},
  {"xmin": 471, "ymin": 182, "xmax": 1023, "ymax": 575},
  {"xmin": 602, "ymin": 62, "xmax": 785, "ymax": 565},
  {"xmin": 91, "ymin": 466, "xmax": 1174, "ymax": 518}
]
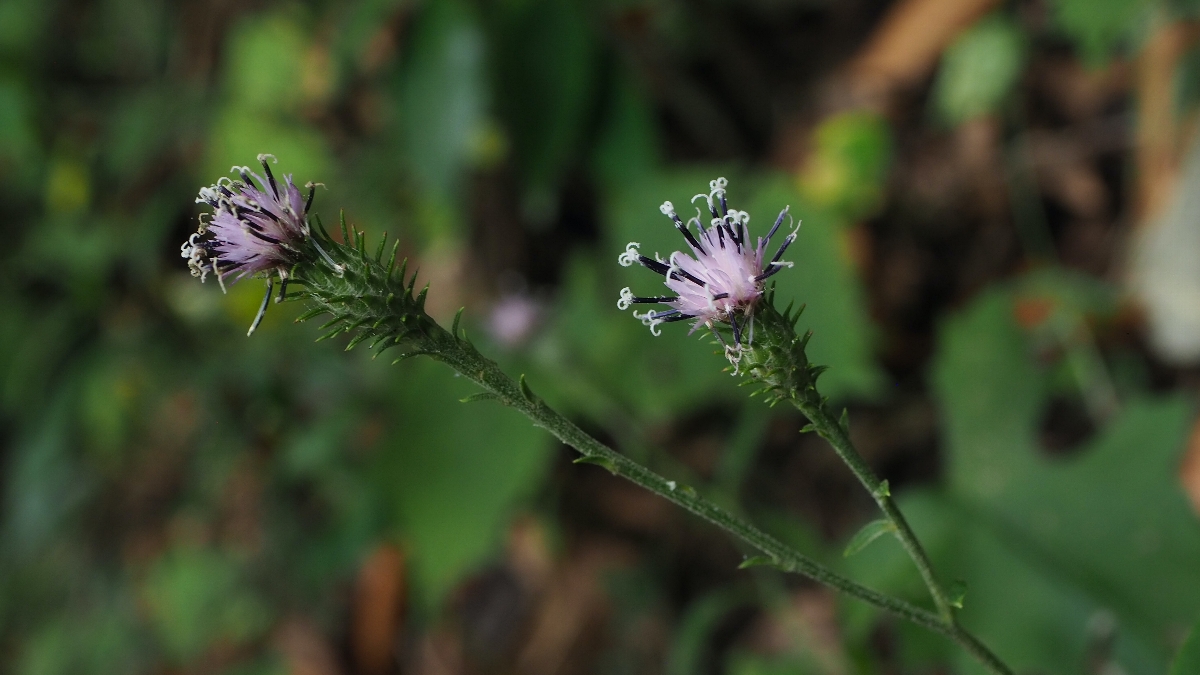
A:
[
  {"xmin": 1172, "ymin": 618, "xmax": 1200, "ymax": 675},
  {"xmin": 934, "ymin": 15, "xmax": 1026, "ymax": 124},
  {"xmin": 2, "ymin": 0, "xmax": 1199, "ymax": 673},
  {"xmin": 846, "ymin": 281, "xmax": 1199, "ymax": 674},
  {"xmin": 796, "ymin": 112, "xmax": 891, "ymax": 223}
]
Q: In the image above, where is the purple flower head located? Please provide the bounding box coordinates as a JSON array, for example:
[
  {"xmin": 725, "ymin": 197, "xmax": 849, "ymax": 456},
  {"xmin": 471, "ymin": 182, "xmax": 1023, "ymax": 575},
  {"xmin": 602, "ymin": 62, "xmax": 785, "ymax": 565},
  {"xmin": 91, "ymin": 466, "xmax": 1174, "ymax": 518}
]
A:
[
  {"xmin": 183, "ymin": 154, "xmax": 340, "ymax": 335},
  {"xmin": 617, "ymin": 177, "xmax": 799, "ymax": 365},
  {"xmin": 183, "ymin": 154, "xmax": 315, "ymax": 288}
]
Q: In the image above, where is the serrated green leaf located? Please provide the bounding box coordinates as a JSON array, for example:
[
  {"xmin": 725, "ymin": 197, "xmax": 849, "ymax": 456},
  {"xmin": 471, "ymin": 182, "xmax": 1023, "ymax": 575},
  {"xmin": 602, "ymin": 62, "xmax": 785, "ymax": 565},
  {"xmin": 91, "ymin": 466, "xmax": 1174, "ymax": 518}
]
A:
[{"xmin": 843, "ymin": 518, "xmax": 896, "ymax": 558}]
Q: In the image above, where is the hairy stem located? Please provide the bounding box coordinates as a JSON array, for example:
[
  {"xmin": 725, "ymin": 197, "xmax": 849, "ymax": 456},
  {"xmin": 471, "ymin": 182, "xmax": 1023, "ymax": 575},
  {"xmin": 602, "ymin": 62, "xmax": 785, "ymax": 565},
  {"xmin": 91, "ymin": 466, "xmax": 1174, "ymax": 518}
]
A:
[
  {"xmin": 427, "ymin": 321, "xmax": 947, "ymax": 632},
  {"xmin": 793, "ymin": 397, "xmax": 957, "ymax": 622}
]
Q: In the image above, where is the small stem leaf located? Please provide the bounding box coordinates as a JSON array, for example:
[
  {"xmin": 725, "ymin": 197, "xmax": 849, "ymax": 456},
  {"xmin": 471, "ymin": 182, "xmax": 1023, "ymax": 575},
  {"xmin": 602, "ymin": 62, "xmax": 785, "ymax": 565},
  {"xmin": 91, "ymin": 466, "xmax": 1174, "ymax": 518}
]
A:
[
  {"xmin": 460, "ymin": 392, "xmax": 502, "ymax": 404},
  {"xmin": 839, "ymin": 407, "xmax": 850, "ymax": 434},
  {"xmin": 573, "ymin": 455, "xmax": 618, "ymax": 474},
  {"xmin": 873, "ymin": 480, "xmax": 891, "ymax": 499},
  {"xmin": 519, "ymin": 374, "xmax": 536, "ymax": 402},
  {"xmin": 339, "ymin": 210, "xmax": 350, "ymax": 244},
  {"xmin": 452, "ymin": 307, "xmax": 465, "ymax": 339},
  {"xmin": 948, "ymin": 579, "xmax": 967, "ymax": 609},
  {"xmin": 800, "ymin": 423, "xmax": 816, "ymax": 433},
  {"xmin": 737, "ymin": 556, "xmax": 779, "ymax": 570},
  {"xmin": 843, "ymin": 519, "xmax": 897, "ymax": 558}
]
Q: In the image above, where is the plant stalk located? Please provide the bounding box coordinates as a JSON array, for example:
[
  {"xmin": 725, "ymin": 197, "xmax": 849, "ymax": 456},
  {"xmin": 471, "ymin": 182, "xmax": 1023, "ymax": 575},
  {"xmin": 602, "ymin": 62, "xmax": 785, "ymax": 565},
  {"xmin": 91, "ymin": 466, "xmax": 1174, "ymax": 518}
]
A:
[
  {"xmin": 292, "ymin": 229, "xmax": 1014, "ymax": 675},
  {"xmin": 428, "ymin": 325, "xmax": 1013, "ymax": 675}
]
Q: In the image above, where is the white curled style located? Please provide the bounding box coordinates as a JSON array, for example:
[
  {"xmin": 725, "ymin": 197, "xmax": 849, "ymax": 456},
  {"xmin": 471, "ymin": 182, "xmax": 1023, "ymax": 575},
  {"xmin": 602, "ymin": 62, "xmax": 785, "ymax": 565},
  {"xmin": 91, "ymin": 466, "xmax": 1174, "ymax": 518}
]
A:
[
  {"xmin": 617, "ymin": 287, "xmax": 634, "ymax": 311},
  {"xmin": 632, "ymin": 309, "xmax": 665, "ymax": 336},
  {"xmin": 618, "ymin": 242, "xmax": 641, "ymax": 267}
]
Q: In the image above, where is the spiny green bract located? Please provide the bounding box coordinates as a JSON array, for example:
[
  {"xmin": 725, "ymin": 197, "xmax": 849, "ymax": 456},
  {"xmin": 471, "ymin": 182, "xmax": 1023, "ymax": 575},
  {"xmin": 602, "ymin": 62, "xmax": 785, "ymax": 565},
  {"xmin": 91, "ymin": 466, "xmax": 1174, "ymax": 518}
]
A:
[
  {"xmin": 737, "ymin": 289, "xmax": 830, "ymax": 412},
  {"xmin": 288, "ymin": 212, "xmax": 463, "ymax": 363}
]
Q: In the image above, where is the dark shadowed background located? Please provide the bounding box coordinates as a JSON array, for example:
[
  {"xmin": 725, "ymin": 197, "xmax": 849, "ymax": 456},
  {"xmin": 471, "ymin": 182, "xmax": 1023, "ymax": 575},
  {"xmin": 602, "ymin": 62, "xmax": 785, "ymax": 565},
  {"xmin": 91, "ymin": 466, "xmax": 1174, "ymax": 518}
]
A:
[{"xmin": 3, "ymin": 0, "xmax": 1200, "ymax": 673}]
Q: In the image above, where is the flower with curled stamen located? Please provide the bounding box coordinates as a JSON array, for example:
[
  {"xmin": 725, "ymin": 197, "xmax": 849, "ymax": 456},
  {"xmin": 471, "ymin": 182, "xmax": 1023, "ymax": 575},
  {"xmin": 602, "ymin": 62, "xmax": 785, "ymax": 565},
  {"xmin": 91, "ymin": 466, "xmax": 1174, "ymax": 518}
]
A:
[
  {"xmin": 183, "ymin": 154, "xmax": 342, "ymax": 335},
  {"xmin": 616, "ymin": 177, "xmax": 799, "ymax": 365}
]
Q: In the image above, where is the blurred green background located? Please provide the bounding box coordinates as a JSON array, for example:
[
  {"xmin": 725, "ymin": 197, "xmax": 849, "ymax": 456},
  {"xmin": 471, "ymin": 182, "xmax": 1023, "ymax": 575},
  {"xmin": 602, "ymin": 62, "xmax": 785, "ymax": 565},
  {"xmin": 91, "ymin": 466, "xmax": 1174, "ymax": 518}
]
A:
[{"xmin": 3, "ymin": 0, "xmax": 1200, "ymax": 673}]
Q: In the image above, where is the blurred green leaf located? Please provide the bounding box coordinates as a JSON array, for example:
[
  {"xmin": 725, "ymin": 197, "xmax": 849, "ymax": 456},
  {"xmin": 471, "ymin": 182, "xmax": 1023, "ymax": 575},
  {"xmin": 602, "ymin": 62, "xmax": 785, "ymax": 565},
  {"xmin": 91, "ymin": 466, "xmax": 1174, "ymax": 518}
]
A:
[
  {"xmin": 934, "ymin": 14, "xmax": 1026, "ymax": 124},
  {"xmin": 796, "ymin": 111, "xmax": 891, "ymax": 222},
  {"xmin": 1049, "ymin": 0, "xmax": 1152, "ymax": 64},
  {"xmin": 142, "ymin": 546, "xmax": 272, "ymax": 663},
  {"xmin": 373, "ymin": 357, "xmax": 552, "ymax": 606},
  {"xmin": 726, "ymin": 651, "xmax": 821, "ymax": 675},
  {"xmin": 0, "ymin": 0, "xmax": 51, "ymax": 56},
  {"xmin": 0, "ymin": 74, "xmax": 40, "ymax": 188},
  {"xmin": 1171, "ymin": 617, "xmax": 1200, "ymax": 675},
  {"xmin": 847, "ymin": 284, "xmax": 1200, "ymax": 674},
  {"xmin": 668, "ymin": 587, "xmax": 755, "ymax": 675},
  {"xmin": 490, "ymin": 0, "xmax": 598, "ymax": 199},
  {"xmin": 225, "ymin": 12, "xmax": 309, "ymax": 113},
  {"xmin": 394, "ymin": 0, "xmax": 486, "ymax": 200},
  {"xmin": 17, "ymin": 603, "xmax": 142, "ymax": 675}
]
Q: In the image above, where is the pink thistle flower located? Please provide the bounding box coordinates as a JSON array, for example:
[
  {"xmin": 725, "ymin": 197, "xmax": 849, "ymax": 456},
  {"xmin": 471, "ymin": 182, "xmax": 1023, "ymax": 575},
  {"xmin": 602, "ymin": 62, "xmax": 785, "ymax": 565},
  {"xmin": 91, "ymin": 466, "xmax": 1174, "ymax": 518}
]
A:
[
  {"xmin": 617, "ymin": 177, "xmax": 799, "ymax": 364},
  {"xmin": 182, "ymin": 154, "xmax": 340, "ymax": 335}
]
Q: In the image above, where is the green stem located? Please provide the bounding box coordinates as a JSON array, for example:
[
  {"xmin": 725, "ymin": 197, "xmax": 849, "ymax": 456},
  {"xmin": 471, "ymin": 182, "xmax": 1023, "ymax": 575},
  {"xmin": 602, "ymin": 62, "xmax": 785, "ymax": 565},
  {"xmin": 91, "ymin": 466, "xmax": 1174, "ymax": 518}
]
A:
[
  {"xmin": 793, "ymin": 398, "xmax": 957, "ymax": 623},
  {"xmin": 425, "ymin": 323, "xmax": 949, "ymax": 634},
  {"xmin": 433, "ymin": 332, "xmax": 1011, "ymax": 674}
]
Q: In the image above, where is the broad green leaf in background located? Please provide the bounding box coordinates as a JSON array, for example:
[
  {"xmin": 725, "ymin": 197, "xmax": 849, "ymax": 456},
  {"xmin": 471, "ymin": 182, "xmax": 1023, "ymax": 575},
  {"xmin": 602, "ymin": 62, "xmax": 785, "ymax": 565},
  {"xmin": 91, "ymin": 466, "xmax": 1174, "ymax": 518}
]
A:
[
  {"xmin": 372, "ymin": 357, "xmax": 552, "ymax": 607},
  {"xmin": 206, "ymin": 12, "xmax": 333, "ymax": 188},
  {"xmin": 846, "ymin": 284, "xmax": 1200, "ymax": 674},
  {"xmin": 394, "ymin": 0, "xmax": 486, "ymax": 200},
  {"xmin": 225, "ymin": 11, "xmax": 309, "ymax": 114},
  {"xmin": 934, "ymin": 14, "xmax": 1026, "ymax": 125},
  {"xmin": 1171, "ymin": 617, "xmax": 1200, "ymax": 675},
  {"xmin": 142, "ymin": 546, "xmax": 273, "ymax": 663},
  {"xmin": 796, "ymin": 112, "xmax": 891, "ymax": 223},
  {"xmin": 489, "ymin": 0, "xmax": 599, "ymax": 221},
  {"xmin": 0, "ymin": 75, "xmax": 41, "ymax": 190},
  {"xmin": 17, "ymin": 602, "xmax": 142, "ymax": 675},
  {"xmin": 1049, "ymin": 0, "xmax": 1153, "ymax": 65}
]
